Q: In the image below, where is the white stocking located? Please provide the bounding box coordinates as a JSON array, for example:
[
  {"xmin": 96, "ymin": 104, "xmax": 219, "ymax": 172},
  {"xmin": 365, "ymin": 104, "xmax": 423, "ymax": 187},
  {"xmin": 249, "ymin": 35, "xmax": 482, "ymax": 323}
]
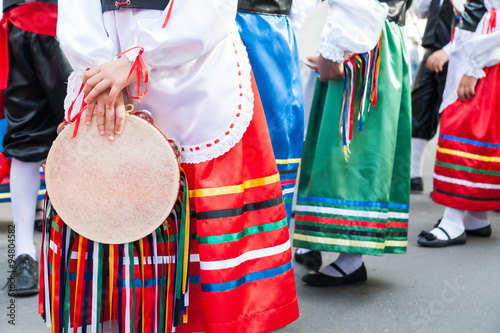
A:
[
  {"xmin": 10, "ymin": 158, "xmax": 41, "ymax": 259},
  {"xmin": 319, "ymin": 253, "xmax": 363, "ymax": 277},
  {"xmin": 410, "ymin": 138, "xmax": 427, "ymax": 179},
  {"xmin": 430, "ymin": 207, "xmax": 465, "ymax": 240},
  {"xmin": 464, "ymin": 211, "xmax": 489, "ymax": 230}
]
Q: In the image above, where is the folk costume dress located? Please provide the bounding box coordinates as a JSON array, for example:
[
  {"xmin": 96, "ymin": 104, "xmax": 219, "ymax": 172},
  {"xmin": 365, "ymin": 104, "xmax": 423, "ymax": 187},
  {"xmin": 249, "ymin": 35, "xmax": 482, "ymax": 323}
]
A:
[
  {"xmin": 39, "ymin": 1, "xmax": 299, "ymax": 332},
  {"xmin": 236, "ymin": 0, "xmax": 304, "ymax": 223},
  {"xmin": 293, "ymin": 0, "xmax": 412, "ymax": 256},
  {"xmin": 432, "ymin": 0, "xmax": 500, "ymax": 211}
]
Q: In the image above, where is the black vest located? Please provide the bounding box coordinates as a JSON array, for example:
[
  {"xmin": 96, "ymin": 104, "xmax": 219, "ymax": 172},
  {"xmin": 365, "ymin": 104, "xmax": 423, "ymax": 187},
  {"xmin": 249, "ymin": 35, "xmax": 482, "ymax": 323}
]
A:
[
  {"xmin": 101, "ymin": 0, "xmax": 169, "ymax": 12},
  {"xmin": 3, "ymin": 0, "xmax": 57, "ymax": 11},
  {"xmin": 421, "ymin": 0, "xmax": 454, "ymax": 49},
  {"xmin": 379, "ymin": 0, "xmax": 412, "ymax": 26},
  {"xmin": 458, "ymin": 0, "xmax": 487, "ymax": 32},
  {"xmin": 237, "ymin": 0, "xmax": 292, "ymax": 16}
]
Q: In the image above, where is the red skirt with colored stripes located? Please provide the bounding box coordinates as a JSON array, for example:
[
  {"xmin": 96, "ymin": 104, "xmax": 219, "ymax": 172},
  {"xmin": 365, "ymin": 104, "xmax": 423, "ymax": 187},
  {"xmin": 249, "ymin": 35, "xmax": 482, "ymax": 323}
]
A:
[
  {"xmin": 432, "ymin": 64, "xmax": 500, "ymax": 211},
  {"xmin": 39, "ymin": 76, "xmax": 299, "ymax": 333}
]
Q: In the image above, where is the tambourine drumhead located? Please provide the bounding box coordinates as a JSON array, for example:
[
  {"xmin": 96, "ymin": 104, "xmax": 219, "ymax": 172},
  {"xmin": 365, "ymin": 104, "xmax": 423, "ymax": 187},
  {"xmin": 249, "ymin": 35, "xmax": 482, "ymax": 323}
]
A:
[
  {"xmin": 296, "ymin": 1, "xmax": 350, "ymax": 69},
  {"xmin": 450, "ymin": 0, "xmax": 466, "ymax": 13},
  {"xmin": 45, "ymin": 114, "xmax": 180, "ymax": 244}
]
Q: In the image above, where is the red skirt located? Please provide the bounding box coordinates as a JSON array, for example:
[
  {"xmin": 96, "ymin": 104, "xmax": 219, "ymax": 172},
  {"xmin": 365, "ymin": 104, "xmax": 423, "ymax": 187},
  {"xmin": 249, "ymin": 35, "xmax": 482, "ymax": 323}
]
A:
[
  {"xmin": 432, "ymin": 64, "xmax": 500, "ymax": 211},
  {"xmin": 39, "ymin": 76, "xmax": 299, "ymax": 333}
]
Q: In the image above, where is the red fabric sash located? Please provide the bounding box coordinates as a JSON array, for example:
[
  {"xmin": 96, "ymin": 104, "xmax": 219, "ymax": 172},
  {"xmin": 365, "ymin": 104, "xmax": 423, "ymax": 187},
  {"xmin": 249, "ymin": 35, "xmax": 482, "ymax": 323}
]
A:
[{"xmin": 0, "ymin": 2, "xmax": 57, "ymax": 90}]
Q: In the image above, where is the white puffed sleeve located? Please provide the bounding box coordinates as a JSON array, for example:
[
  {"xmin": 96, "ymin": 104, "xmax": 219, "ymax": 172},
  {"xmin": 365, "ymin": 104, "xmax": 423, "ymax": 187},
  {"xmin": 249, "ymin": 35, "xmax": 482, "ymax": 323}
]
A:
[
  {"xmin": 462, "ymin": 6, "xmax": 500, "ymax": 78},
  {"xmin": 319, "ymin": 0, "xmax": 389, "ymax": 63},
  {"xmin": 57, "ymin": 0, "xmax": 118, "ymax": 71},
  {"xmin": 119, "ymin": 0, "xmax": 237, "ymax": 70}
]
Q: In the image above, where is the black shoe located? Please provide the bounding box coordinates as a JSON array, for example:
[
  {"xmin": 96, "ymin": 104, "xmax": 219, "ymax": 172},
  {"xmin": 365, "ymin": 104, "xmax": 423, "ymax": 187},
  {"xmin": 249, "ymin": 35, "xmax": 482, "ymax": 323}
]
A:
[
  {"xmin": 294, "ymin": 249, "xmax": 322, "ymax": 271},
  {"xmin": 411, "ymin": 177, "xmax": 424, "ymax": 192},
  {"xmin": 5, "ymin": 254, "xmax": 39, "ymax": 296},
  {"xmin": 302, "ymin": 263, "xmax": 367, "ymax": 287},
  {"xmin": 465, "ymin": 225, "xmax": 492, "ymax": 237},
  {"xmin": 418, "ymin": 226, "xmax": 467, "ymax": 247}
]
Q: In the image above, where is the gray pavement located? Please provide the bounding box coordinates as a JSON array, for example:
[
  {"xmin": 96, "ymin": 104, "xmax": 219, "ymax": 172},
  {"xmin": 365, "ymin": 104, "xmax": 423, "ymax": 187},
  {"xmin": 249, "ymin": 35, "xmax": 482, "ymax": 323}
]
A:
[{"xmin": 1, "ymin": 140, "xmax": 499, "ymax": 333}]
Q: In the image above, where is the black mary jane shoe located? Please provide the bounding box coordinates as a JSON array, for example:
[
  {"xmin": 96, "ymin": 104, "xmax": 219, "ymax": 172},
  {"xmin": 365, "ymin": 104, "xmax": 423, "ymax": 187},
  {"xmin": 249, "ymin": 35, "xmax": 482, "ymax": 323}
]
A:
[
  {"xmin": 465, "ymin": 225, "xmax": 492, "ymax": 237},
  {"xmin": 294, "ymin": 249, "xmax": 322, "ymax": 271},
  {"xmin": 302, "ymin": 263, "xmax": 367, "ymax": 287},
  {"xmin": 410, "ymin": 177, "xmax": 424, "ymax": 192},
  {"xmin": 5, "ymin": 254, "xmax": 39, "ymax": 296},
  {"xmin": 417, "ymin": 226, "xmax": 467, "ymax": 247}
]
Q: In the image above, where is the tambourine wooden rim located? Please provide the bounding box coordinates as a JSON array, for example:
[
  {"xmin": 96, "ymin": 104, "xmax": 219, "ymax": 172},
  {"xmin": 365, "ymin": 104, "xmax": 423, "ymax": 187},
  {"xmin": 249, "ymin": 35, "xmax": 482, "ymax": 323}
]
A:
[
  {"xmin": 46, "ymin": 112, "xmax": 181, "ymax": 244},
  {"xmin": 297, "ymin": 1, "xmax": 351, "ymax": 69}
]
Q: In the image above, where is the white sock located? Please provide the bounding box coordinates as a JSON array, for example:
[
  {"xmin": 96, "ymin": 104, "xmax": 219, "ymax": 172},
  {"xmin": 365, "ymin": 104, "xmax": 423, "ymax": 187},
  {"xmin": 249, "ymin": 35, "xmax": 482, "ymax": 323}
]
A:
[
  {"xmin": 430, "ymin": 207, "xmax": 465, "ymax": 240},
  {"xmin": 319, "ymin": 253, "xmax": 363, "ymax": 277},
  {"xmin": 464, "ymin": 211, "xmax": 489, "ymax": 230},
  {"xmin": 411, "ymin": 138, "xmax": 427, "ymax": 179},
  {"xmin": 10, "ymin": 158, "xmax": 41, "ymax": 259},
  {"xmin": 296, "ymin": 248, "xmax": 311, "ymax": 255}
]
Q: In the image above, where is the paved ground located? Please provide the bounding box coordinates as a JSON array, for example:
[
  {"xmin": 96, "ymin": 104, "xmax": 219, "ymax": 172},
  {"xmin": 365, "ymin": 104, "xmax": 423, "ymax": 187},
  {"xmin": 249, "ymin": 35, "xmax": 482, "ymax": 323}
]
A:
[{"xmin": 0, "ymin": 140, "xmax": 499, "ymax": 333}]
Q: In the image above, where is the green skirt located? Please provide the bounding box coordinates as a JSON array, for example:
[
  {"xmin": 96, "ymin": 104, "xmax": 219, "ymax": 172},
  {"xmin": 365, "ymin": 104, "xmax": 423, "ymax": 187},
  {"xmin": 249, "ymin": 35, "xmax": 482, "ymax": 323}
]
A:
[{"xmin": 293, "ymin": 20, "xmax": 411, "ymax": 256}]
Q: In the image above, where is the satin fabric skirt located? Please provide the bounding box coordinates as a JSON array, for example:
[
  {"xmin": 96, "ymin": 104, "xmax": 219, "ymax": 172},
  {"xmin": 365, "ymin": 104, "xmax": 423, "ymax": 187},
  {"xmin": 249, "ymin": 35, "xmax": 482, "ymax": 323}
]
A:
[
  {"xmin": 432, "ymin": 64, "xmax": 500, "ymax": 211},
  {"xmin": 40, "ymin": 75, "xmax": 299, "ymax": 333},
  {"xmin": 293, "ymin": 21, "xmax": 411, "ymax": 256},
  {"xmin": 236, "ymin": 13, "xmax": 304, "ymax": 224}
]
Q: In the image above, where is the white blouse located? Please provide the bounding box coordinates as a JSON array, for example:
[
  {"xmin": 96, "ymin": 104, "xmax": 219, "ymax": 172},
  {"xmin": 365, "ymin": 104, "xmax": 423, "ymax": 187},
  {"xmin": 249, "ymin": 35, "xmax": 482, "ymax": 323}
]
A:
[
  {"xmin": 58, "ymin": 0, "xmax": 254, "ymax": 164},
  {"xmin": 439, "ymin": 0, "xmax": 500, "ymax": 112},
  {"xmin": 319, "ymin": 0, "xmax": 389, "ymax": 63}
]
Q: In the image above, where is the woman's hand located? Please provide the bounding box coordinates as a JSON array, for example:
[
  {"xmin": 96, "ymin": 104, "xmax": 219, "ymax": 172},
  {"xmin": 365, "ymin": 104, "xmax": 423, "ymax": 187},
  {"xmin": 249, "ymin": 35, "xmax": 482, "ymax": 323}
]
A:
[
  {"xmin": 457, "ymin": 75, "xmax": 478, "ymax": 102},
  {"xmin": 307, "ymin": 55, "xmax": 344, "ymax": 82},
  {"xmin": 83, "ymin": 56, "xmax": 136, "ymax": 111},
  {"xmin": 85, "ymin": 89, "xmax": 126, "ymax": 141}
]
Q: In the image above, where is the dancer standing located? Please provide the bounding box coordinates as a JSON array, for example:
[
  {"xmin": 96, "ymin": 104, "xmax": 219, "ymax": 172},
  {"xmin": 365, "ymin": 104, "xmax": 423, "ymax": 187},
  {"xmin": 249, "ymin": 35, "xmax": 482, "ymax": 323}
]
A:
[{"xmin": 294, "ymin": 0, "xmax": 412, "ymax": 286}]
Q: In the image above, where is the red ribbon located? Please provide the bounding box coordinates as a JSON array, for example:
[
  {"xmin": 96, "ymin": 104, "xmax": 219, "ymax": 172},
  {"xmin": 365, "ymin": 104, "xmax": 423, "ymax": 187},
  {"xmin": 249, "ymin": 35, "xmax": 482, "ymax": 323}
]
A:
[
  {"xmin": 0, "ymin": 2, "xmax": 57, "ymax": 90},
  {"xmin": 116, "ymin": 47, "xmax": 149, "ymax": 102},
  {"xmin": 162, "ymin": 0, "xmax": 176, "ymax": 28},
  {"xmin": 66, "ymin": 84, "xmax": 88, "ymax": 138}
]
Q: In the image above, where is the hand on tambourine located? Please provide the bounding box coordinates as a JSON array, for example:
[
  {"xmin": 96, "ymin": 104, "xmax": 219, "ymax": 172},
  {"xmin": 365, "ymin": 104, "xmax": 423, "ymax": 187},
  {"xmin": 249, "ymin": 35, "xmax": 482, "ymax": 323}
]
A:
[
  {"xmin": 307, "ymin": 55, "xmax": 344, "ymax": 82},
  {"xmin": 457, "ymin": 75, "xmax": 478, "ymax": 102},
  {"xmin": 83, "ymin": 57, "xmax": 136, "ymax": 140},
  {"xmin": 85, "ymin": 89, "xmax": 126, "ymax": 141}
]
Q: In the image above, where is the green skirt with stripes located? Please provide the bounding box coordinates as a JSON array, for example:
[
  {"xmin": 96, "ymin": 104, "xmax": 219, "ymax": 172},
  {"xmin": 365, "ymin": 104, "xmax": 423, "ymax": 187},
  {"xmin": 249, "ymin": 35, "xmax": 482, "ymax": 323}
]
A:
[{"xmin": 293, "ymin": 20, "xmax": 411, "ymax": 256}]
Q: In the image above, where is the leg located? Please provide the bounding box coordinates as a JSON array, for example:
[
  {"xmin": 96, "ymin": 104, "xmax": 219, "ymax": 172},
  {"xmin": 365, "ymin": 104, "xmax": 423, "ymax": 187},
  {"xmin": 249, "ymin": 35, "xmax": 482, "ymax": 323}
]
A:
[
  {"xmin": 10, "ymin": 158, "xmax": 41, "ymax": 295},
  {"xmin": 410, "ymin": 49, "xmax": 443, "ymax": 191}
]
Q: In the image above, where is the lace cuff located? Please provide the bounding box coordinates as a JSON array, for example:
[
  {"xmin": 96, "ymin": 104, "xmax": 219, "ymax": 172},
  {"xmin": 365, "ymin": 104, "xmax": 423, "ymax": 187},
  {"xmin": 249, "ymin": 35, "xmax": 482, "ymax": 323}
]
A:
[
  {"xmin": 464, "ymin": 59, "xmax": 486, "ymax": 79},
  {"xmin": 319, "ymin": 42, "xmax": 344, "ymax": 63}
]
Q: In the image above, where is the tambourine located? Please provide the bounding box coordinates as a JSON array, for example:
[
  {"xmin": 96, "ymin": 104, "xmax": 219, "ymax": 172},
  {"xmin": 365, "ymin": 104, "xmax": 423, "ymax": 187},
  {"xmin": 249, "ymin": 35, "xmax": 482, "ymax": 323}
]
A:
[
  {"xmin": 296, "ymin": 1, "xmax": 352, "ymax": 69},
  {"xmin": 45, "ymin": 109, "xmax": 181, "ymax": 244},
  {"xmin": 450, "ymin": 0, "xmax": 467, "ymax": 13}
]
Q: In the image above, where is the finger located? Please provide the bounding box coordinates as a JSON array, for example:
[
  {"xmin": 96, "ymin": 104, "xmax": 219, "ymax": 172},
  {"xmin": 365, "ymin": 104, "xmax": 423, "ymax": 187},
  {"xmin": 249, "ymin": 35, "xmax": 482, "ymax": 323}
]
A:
[
  {"xmin": 426, "ymin": 58, "xmax": 433, "ymax": 69},
  {"xmin": 457, "ymin": 86, "xmax": 465, "ymax": 102},
  {"xmin": 82, "ymin": 67, "xmax": 101, "ymax": 86},
  {"xmin": 85, "ymin": 101, "xmax": 95, "ymax": 126},
  {"xmin": 466, "ymin": 84, "xmax": 475, "ymax": 100},
  {"xmin": 85, "ymin": 80, "xmax": 111, "ymax": 105},
  {"xmin": 106, "ymin": 86, "xmax": 122, "ymax": 109},
  {"xmin": 105, "ymin": 102, "xmax": 116, "ymax": 141},
  {"xmin": 114, "ymin": 97, "xmax": 126, "ymax": 135},
  {"xmin": 83, "ymin": 74, "xmax": 103, "ymax": 96},
  {"xmin": 95, "ymin": 99, "xmax": 106, "ymax": 136}
]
